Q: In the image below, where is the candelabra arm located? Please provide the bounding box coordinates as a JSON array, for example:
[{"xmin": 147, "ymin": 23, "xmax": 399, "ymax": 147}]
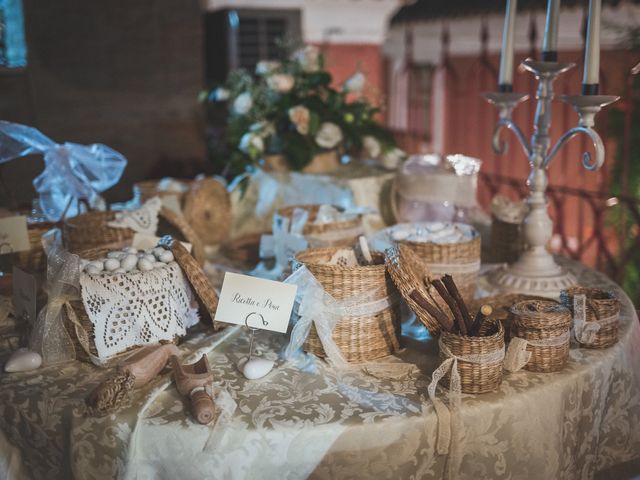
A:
[
  {"xmin": 544, "ymin": 126, "xmax": 604, "ymax": 171},
  {"xmin": 492, "ymin": 118, "xmax": 531, "ymax": 157}
]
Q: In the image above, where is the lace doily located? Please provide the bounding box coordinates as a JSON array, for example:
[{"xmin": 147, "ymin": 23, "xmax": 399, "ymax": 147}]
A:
[
  {"xmin": 79, "ymin": 262, "xmax": 198, "ymax": 359},
  {"xmin": 108, "ymin": 197, "xmax": 161, "ymax": 235}
]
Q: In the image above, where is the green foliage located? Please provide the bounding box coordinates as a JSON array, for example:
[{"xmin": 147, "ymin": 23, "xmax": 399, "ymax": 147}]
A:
[{"xmin": 203, "ymin": 45, "xmax": 399, "ymax": 176}]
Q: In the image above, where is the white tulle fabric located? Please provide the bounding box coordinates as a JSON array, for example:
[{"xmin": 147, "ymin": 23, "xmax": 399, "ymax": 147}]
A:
[{"xmin": 79, "ymin": 262, "xmax": 198, "ymax": 359}]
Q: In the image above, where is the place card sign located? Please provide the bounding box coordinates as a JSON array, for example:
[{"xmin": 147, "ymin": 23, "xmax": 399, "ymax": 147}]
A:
[
  {"xmin": 132, "ymin": 233, "xmax": 192, "ymax": 253},
  {"xmin": 0, "ymin": 216, "xmax": 30, "ymax": 254},
  {"xmin": 12, "ymin": 266, "xmax": 37, "ymax": 326},
  {"xmin": 214, "ymin": 272, "xmax": 297, "ymax": 334}
]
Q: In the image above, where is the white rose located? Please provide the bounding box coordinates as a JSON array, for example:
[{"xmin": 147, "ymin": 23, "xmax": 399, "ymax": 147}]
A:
[
  {"xmin": 288, "ymin": 105, "xmax": 310, "ymax": 135},
  {"xmin": 292, "ymin": 45, "xmax": 321, "ymax": 73},
  {"xmin": 210, "ymin": 87, "xmax": 230, "ymax": 102},
  {"xmin": 233, "ymin": 92, "xmax": 253, "ymax": 115},
  {"xmin": 239, "ymin": 132, "xmax": 264, "ymax": 157},
  {"xmin": 267, "ymin": 73, "xmax": 295, "ymax": 93},
  {"xmin": 255, "ymin": 60, "xmax": 281, "ymax": 76},
  {"xmin": 343, "ymin": 72, "xmax": 366, "ymax": 93},
  {"xmin": 363, "ymin": 135, "xmax": 381, "ymax": 158},
  {"xmin": 381, "ymin": 148, "xmax": 406, "ymax": 170},
  {"xmin": 315, "ymin": 122, "xmax": 343, "ymax": 149}
]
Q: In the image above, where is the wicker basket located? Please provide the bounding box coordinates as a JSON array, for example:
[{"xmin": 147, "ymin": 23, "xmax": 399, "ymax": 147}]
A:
[
  {"xmin": 439, "ymin": 319, "xmax": 505, "ymax": 394},
  {"xmin": 510, "ymin": 300, "xmax": 572, "ymax": 373},
  {"xmin": 277, "ymin": 205, "xmax": 363, "ymax": 248},
  {"xmin": 385, "ymin": 244, "xmax": 443, "ymax": 336},
  {"xmin": 183, "ymin": 178, "xmax": 232, "ymax": 246},
  {"xmin": 469, "ymin": 293, "xmax": 549, "ymax": 341},
  {"xmin": 13, "ymin": 221, "xmax": 56, "ymax": 271},
  {"xmin": 294, "ymin": 247, "xmax": 401, "ymax": 362},
  {"xmin": 134, "ymin": 179, "xmax": 191, "ymax": 204},
  {"xmin": 560, "ymin": 286, "xmax": 619, "ymax": 349},
  {"xmin": 63, "ymin": 211, "xmax": 134, "ymax": 254},
  {"xmin": 400, "ymin": 228, "xmax": 481, "ymax": 304},
  {"xmin": 490, "ymin": 215, "xmax": 524, "ymax": 264}
]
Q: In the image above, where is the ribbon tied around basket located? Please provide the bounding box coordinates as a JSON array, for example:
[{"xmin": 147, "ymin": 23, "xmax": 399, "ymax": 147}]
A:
[
  {"xmin": 571, "ymin": 294, "xmax": 617, "ymax": 345},
  {"xmin": 0, "ymin": 120, "xmax": 127, "ymax": 221},
  {"xmin": 428, "ymin": 339, "xmax": 505, "ymax": 458},
  {"xmin": 29, "ymin": 230, "xmax": 81, "ymax": 364},
  {"xmin": 282, "ymin": 265, "xmax": 399, "ymax": 369},
  {"xmin": 260, "ymin": 208, "xmax": 309, "ymax": 273},
  {"xmin": 503, "ymin": 330, "xmax": 571, "ymax": 372}
]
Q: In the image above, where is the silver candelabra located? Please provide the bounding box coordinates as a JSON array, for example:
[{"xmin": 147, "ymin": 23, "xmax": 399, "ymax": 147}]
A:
[{"xmin": 484, "ymin": 59, "xmax": 619, "ymax": 296}]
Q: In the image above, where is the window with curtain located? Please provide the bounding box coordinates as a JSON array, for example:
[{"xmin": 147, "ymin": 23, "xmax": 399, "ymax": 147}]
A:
[{"xmin": 0, "ymin": 0, "xmax": 27, "ymax": 68}]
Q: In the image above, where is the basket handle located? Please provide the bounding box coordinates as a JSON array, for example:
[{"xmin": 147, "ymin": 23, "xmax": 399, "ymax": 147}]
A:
[{"xmin": 60, "ymin": 197, "xmax": 93, "ymax": 221}]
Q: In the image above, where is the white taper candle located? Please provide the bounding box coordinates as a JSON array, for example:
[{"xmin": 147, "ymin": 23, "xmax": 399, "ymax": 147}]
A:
[
  {"xmin": 498, "ymin": 0, "xmax": 518, "ymax": 87},
  {"xmin": 542, "ymin": 0, "xmax": 561, "ymax": 59},
  {"xmin": 583, "ymin": 0, "xmax": 601, "ymax": 88}
]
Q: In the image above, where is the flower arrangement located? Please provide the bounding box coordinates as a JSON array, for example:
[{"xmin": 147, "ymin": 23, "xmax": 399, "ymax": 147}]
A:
[{"xmin": 205, "ymin": 45, "xmax": 404, "ymax": 175}]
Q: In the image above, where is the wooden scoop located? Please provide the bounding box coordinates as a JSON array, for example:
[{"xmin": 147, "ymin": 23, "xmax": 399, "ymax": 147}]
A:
[{"xmin": 171, "ymin": 355, "xmax": 215, "ymax": 425}]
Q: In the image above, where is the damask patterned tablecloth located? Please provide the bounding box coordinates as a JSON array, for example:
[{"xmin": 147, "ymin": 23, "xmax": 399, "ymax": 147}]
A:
[{"xmin": 1, "ymin": 260, "xmax": 639, "ymax": 480}]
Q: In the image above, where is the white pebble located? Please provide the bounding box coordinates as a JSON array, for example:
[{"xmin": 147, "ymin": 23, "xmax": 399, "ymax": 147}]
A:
[
  {"xmin": 125, "ymin": 246, "xmax": 138, "ymax": 253},
  {"xmin": 153, "ymin": 261, "xmax": 166, "ymax": 269},
  {"xmin": 143, "ymin": 254, "xmax": 156, "ymax": 264},
  {"xmin": 85, "ymin": 265, "xmax": 102, "ymax": 275},
  {"xmin": 104, "ymin": 258, "xmax": 120, "ymax": 271},
  {"xmin": 113, "ymin": 268, "xmax": 125, "ymax": 274},
  {"xmin": 121, "ymin": 254, "xmax": 138, "ymax": 271},
  {"xmin": 158, "ymin": 250, "xmax": 174, "ymax": 263},
  {"xmin": 89, "ymin": 260, "xmax": 104, "ymax": 271},
  {"xmin": 137, "ymin": 258, "xmax": 153, "ymax": 271},
  {"xmin": 106, "ymin": 251, "xmax": 124, "ymax": 259},
  {"xmin": 137, "ymin": 252, "xmax": 145, "ymax": 258},
  {"xmin": 152, "ymin": 247, "xmax": 165, "ymax": 258}
]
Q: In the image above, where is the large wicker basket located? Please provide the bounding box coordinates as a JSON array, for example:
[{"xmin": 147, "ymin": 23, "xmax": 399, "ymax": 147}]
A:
[
  {"xmin": 439, "ymin": 320, "xmax": 505, "ymax": 394},
  {"xmin": 560, "ymin": 286, "xmax": 619, "ymax": 349},
  {"xmin": 277, "ymin": 205, "xmax": 363, "ymax": 248},
  {"xmin": 400, "ymin": 228, "xmax": 481, "ymax": 304},
  {"xmin": 63, "ymin": 211, "xmax": 133, "ymax": 254},
  {"xmin": 510, "ymin": 300, "xmax": 572, "ymax": 373},
  {"xmin": 294, "ymin": 247, "xmax": 401, "ymax": 362}
]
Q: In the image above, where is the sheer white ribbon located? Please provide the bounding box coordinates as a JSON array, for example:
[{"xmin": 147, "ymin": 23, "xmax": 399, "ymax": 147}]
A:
[
  {"xmin": 504, "ymin": 330, "xmax": 571, "ymax": 372},
  {"xmin": 260, "ymin": 208, "xmax": 309, "ymax": 272},
  {"xmin": 572, "ymin": 294, "xmax": 618, "ymax": 345},
  {"xmin": 283, "ymin": 266, "xmax": 398, "ymax": 368},
  {"xmin": 427, "ymin": 338, "xmax": 505, "ymax": 478},
  {"xmin": 426, "ymin": 259, "xmax": 481, "ymax": 275},
  {"xmin": 29, "ymin": 230, "xmax": 81, "ymax": 365},
  {"xmin": 0, "ymin": 121, "xmax": 127, "ymax": 221}
]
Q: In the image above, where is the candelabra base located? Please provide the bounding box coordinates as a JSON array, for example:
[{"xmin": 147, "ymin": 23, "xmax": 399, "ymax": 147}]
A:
[{"xmin": 487, "ymin": 254, "xmax": 577, "ymax": 297}]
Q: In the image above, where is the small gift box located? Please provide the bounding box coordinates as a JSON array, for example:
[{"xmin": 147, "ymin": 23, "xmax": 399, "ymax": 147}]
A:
[{"xmin": 560, "ymin": 286, "xmax": 619, "ymax": 349}]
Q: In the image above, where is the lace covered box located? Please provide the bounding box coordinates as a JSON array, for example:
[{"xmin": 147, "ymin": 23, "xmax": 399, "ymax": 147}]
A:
[{"xmin": 67, "ymin": 260, "xmax": 199, "ymax": 364}]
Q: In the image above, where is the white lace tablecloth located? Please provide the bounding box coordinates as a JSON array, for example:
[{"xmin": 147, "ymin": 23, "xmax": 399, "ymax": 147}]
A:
[{"xmin": 1, "ymin": 259, "xmax": 639, "ymax": 480}]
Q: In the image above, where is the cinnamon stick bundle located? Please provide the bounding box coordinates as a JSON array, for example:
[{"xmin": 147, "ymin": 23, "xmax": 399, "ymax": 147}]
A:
[
  {"xmin": 442, "ymin": 274, "xmax": 473, "ymax": 332},
  {"xmin": 431, "ymin": 279, "xmax": 468, "ymax": 335},
  {"xmin": 409, "ymin": 289, "xmax": 454, "ymax": 332}
]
